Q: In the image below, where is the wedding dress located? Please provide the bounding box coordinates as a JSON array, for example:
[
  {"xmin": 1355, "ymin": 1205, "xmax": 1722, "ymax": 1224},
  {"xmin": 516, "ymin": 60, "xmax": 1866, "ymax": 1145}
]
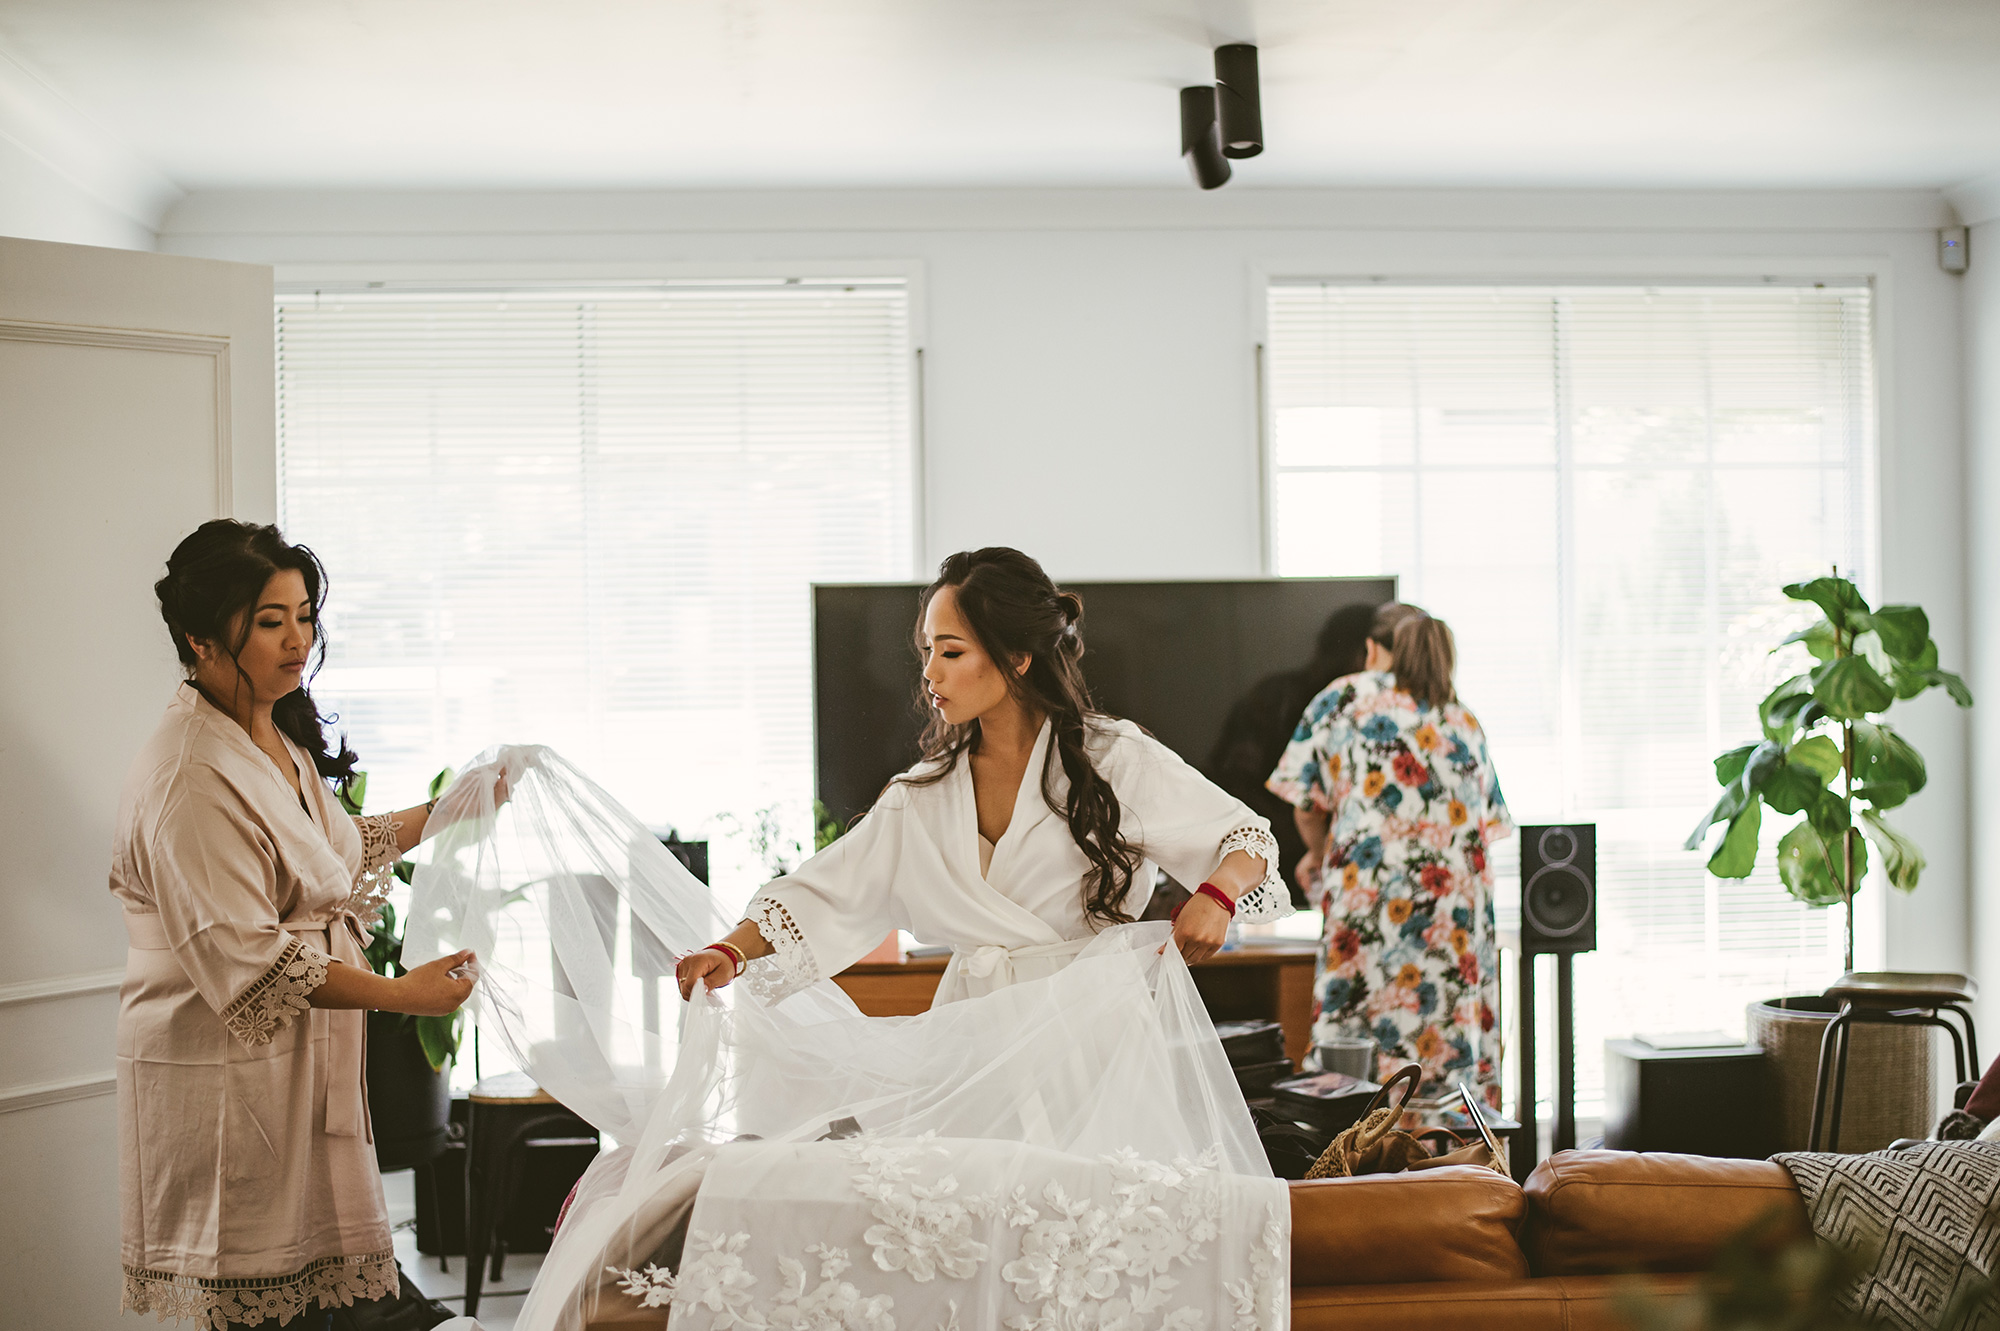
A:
[{"xmin": 406, "ymin": 745, "xmax": 1291, "ymax": 1331}]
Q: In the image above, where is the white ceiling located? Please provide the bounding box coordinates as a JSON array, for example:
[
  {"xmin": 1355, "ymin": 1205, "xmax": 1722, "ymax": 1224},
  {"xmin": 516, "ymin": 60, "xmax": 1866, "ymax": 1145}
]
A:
[{"xmin": 2, "ymin": 0, "xmax": 1999, "ymax": 193}]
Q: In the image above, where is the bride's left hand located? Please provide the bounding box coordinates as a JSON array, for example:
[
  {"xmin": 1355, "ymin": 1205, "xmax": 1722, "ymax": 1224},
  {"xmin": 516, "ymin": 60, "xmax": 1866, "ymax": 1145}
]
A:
[{"xmin": 1167, "ymin": 893, "xmax": 1231, "ymax": 966}]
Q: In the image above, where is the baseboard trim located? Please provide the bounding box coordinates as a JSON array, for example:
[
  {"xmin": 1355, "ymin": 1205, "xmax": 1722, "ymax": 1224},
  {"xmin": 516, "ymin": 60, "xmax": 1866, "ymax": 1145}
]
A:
[
  {"xmin": 0, "ymin": 1072, "xmax": 117, "ymax": 1115},
  {"xmin": 0, "ymin": 967, "xmax": 123, "ymax": 1008}
]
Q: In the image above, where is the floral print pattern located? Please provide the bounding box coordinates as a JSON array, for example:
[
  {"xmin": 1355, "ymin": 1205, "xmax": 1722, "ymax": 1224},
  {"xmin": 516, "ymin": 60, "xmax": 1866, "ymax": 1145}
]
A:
[{"xmin": 1268, "ymin": 670, "xmax": 1513, "ymax": 1101}]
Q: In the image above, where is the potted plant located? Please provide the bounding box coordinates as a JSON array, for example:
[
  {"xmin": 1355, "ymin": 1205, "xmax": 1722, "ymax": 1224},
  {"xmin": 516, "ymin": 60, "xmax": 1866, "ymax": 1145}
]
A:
[
  {"xmin": 342, "ymin": 770, "xmax": 464, "ymax": 1171},
  {"xmin": 1685, "ymin": 574, "xmax": 1970, "ymax": 1149}
]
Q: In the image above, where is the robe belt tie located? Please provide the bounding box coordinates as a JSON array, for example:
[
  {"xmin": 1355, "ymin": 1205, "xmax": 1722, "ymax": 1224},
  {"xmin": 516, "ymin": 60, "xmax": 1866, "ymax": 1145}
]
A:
[
  {"xmin": 954, "ymin": 937, "xmax": 1093, "ymax": 988},
  {"xmin": 123, "ymin": 909, "xmax": 373, "ymax": 1141}
]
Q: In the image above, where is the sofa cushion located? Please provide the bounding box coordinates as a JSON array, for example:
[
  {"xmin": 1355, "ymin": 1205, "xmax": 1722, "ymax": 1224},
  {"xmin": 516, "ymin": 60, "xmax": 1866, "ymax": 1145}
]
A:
[
  {"xmin": 1523, "ymin": 1149, "xmax": 1810, "ymax": 1275},
  {"xmin": 1290, "ymin": 1164, "xmax": 1529, "ymax": 1286},
  {"xmin": 1293, "ymin": 1273, "xmax": 1702, "ymax": 1331}
]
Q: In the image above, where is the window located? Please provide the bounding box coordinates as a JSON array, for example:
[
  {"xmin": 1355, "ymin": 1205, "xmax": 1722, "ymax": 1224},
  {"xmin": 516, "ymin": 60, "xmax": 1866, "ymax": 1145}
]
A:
[
  {"xmin": 1267, "ymin": 282, "xmax": 1873, "ymax": 1115},
  {"xmin": 277, "ymin": 280, "xmax": 915, "ymax": 885}
]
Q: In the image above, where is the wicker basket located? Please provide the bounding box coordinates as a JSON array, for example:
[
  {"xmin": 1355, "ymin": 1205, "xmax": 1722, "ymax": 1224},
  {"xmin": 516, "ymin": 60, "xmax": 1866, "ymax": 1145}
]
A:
[{"xmin": 1748, "ymin": 996, "xmax": 1939, "ymax": 1153}]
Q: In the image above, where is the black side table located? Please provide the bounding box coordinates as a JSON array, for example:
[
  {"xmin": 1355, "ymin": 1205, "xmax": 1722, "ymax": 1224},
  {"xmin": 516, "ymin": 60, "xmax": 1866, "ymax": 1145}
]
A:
[{"xmin": 1604, "ymin": 1039, "xmax": 1773, "ymax": 1159}]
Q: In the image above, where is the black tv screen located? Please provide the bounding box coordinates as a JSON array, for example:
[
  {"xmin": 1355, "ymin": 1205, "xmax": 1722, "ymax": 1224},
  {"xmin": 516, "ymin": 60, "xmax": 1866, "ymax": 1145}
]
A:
[{"xmin": 812, "ymin": 577, "xmax": 1396, "ymax": 897}]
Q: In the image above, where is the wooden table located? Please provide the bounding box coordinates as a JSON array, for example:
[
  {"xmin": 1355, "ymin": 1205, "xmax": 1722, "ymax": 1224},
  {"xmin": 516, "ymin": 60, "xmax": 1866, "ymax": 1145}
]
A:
[{"xmin": 834, "ymin": 941, "xmax": 1319, "ymax": 1065}]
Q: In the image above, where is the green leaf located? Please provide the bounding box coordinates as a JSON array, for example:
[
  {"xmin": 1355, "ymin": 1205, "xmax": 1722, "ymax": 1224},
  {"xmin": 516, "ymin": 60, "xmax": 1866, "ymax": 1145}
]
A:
[
  {"xmin": 1852, "ymin": 720, "xmax": 1927, "ymax": 798},
  {"xmin": 1777, "ymin": 820, "xmax": 1867, "ymax": 907},
  {"xmin": 1811, "ymin": 655, "xmax": 1895, "ymax": 720},
  {"xmin": 1778, "ymin": 620, "xmax": 1839, "ymax": 662},
  {"xmin": 1858, "ymin": 808, "xmax": 1924, "ymax": 892},
  {"xmin": 1789, "ymin": 735, "xmax": 1843, "ymax": 784},
  {"xmin": 1863, "ymin": 605, "xmax": 1930, "ymax": 662},
  {"xmin": 1805, "ymin": 785, "xmax": 1853, "ymax": 841},
  {"xmin": 1707, "ymin": 800, "xmax": 1762, "ymax": 878},
  {"xmin": 1760, "ymin": 761, "xmax": 1829, "ymax": 815},
  {"xmin": 1760, "ymin": 674, "xmax": 1817, "ymax": 740},
  {"xmin": 1890, "ymin": 640, "xmax": 1940, "ymax": 699},
  {"xmin": 1926, "ymin": 669, "xmax": 1974, "ymax": 707},
  {"xmin": 414, "ymin": 1012, "xmax": 462, "ymax": 1071},
  {"xmin": 1714, "ymin": 743, "xmax": 1758, "ymax": 787},
  {"xmin": 428, "ymin": 766, "xmax": 456, "ymax": 801},
  {"xmin": 1784, "ymin": 577, "xmax": 1868, "ymax": 631},
  {"xmin": 338, "ymin": 770, "xmax": 368, "ymax": 816},
  {"xmin": 1684, "ymin": 779, "xmax": 1750, "ymax": 852},
  {"xmin": 1855, "ymin": 780, "xmax": 1912, "ymax": 810}
]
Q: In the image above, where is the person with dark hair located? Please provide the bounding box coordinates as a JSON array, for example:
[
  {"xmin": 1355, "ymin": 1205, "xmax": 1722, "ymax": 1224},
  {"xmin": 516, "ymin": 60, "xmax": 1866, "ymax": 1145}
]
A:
[
  {"xmin": 676, "ymin": 546, "xmax": 1290, "ymax": 1006},
  {"xmin": 112, "ymin": 519, "xmax": 480, "ymax": 1331},
  {"xmin": 1203, "ymin": 601, "xmax": 1381, "ymax": 908},
  {"xmin": 1267, "ymin": 602, "xmax": 1513, "ymax": 1105}
]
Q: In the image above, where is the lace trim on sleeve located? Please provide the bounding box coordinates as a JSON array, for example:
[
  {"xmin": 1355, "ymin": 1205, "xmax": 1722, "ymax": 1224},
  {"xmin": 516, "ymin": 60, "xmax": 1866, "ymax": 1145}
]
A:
[
  {"xmin": 341, "ymin": 814, "xmax": 404, "ymax": 929},
  {"xmin": 219, "ymin": 934, "xmax": 332, "ymax": 1047},
  {"xmin": 1220, "ymin": 825, "xmax": 1290, "ymax": 924},
  {"xmin": 742, "ymin": 895, "xmax": 822, "ymax": 1006},
  {"xmin": 355, "ymin": 812, "xmax": 403, "ymax": 874}
]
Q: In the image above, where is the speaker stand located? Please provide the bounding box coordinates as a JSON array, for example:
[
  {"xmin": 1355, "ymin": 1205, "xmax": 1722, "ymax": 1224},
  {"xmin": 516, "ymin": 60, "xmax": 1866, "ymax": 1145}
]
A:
[
  {"xmin": 1514, "ymin": 950, "xmax": 1538, "ymax": 1182},
  {"xmin": 1554, "ymin": 952, "xmax": 1577, "ymax": 1154}
]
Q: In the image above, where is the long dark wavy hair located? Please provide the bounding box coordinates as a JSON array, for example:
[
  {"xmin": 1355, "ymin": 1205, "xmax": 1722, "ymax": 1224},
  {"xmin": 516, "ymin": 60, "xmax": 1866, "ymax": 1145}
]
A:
[
  {"xmin": 156, "ymin": 519, "xmax": 360, "ymax": 793},
  {"xmin": 899, "ymin": 547, "xmax": 1142, "ymax": 929}
]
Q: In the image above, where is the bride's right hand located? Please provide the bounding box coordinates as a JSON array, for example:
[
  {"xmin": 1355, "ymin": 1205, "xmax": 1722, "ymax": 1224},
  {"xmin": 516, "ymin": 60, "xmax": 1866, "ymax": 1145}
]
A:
[{"xmin": 676, "ymin": 948, "xmax": 736, "ymax": 1001}]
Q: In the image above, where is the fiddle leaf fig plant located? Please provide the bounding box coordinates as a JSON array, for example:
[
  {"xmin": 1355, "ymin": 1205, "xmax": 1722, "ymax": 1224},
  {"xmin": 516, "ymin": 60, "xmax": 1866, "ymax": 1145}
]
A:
[{"xmin": 1684, "ymin": 575, "xmax": 1971, "ymax": 971}]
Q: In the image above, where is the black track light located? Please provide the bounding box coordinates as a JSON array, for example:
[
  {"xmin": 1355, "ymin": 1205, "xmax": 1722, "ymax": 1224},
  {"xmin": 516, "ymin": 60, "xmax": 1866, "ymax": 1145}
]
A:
[
  {"xmin": 1179, "ymin": 85, "xmax": 1231, "ymax": 190},
  {"xmin": 1214, "ymin": 44, "xmax": 1262, "ymax": 159}
]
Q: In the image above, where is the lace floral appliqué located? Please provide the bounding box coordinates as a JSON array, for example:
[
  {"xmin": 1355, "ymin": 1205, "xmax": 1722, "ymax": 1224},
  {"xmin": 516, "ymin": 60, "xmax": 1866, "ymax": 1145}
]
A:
[
  {"xmin": 1219, "ymin": 825, "xmax": 1289, "ymax": 923},
  {"xmin": 219, "ymin": 934, "xmax": 331, "ymax": 1047},
  {"xmin": 743, "ymin": 895, "xmax": 822, "ymax": 1005},
  {"xmin": 123, "ymin": 1248, "xmax": 396, "ymax": 1330},
  {"xmin": 341, "ymin": 814, "xmax": 404, "ymax": 929},
  {"xmin": 622, "ymin": 1139, "xmax": 1260, "ymax": 1330}
]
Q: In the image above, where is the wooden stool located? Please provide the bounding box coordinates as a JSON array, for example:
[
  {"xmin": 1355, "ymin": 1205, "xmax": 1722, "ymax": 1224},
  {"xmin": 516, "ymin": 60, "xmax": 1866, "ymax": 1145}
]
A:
[
  {"xmin": 1810, "ymin": 971, "xmax": 1979, "ymax": 1152},
  {"xmin": 463, "ymin": 1072, "xmax": 597, "ymax": 1316}
]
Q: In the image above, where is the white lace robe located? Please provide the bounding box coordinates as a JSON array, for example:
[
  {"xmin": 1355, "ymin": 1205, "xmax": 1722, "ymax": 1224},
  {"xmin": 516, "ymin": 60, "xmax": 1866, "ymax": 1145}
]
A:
[
  {"xmin": 110, "ymin": 684, "xmax": 403, "ymax": 1328},
  {"xmin": 746, "ymin": 718, "xmax": 1288, "ymax": 1006}
]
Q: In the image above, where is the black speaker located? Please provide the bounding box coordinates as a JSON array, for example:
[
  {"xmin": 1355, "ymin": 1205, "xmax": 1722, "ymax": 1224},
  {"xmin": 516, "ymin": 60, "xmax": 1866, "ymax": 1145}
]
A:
[{"xmin": 1519, "ymin": 823, "xmax": 1596, "ymax": 954}]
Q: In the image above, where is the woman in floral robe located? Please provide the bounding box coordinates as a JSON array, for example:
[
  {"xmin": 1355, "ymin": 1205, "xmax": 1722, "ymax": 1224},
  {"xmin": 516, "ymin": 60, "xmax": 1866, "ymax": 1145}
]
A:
[{"xmin": 1267, "ymin": 603, "xmax": 1512, "ymax": 1103}]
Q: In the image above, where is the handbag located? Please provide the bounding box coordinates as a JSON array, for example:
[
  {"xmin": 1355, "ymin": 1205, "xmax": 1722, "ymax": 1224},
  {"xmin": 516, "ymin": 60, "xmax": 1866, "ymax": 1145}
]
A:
[{"xmin": 1304, "ymin": 1064, "xmax": 1504, "ymax": 1179}]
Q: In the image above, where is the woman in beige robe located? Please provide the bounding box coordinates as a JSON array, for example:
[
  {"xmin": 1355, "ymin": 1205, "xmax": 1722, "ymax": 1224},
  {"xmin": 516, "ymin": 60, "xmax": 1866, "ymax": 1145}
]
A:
[{"xmin": 113, "ymin": 521, "xmax": 477, "ymax": 1330}]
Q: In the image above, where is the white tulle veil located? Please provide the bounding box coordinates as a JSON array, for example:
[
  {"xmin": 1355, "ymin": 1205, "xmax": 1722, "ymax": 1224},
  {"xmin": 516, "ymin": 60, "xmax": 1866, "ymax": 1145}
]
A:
[{"xmin": 404, "ymin": 746, "xmax": 1280, "ymax": 1331}]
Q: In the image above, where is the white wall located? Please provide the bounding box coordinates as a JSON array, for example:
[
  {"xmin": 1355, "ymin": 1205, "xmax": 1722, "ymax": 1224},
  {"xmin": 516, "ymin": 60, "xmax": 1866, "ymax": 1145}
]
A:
[
  {"xmin": 161, "ymin": 186, "xmax": 1975, "ymax": 978},
  {"xmin": 0, "ymin": 46, "xmax": 177, "ymax": 250},
  {"xmin": 1963, "ymin": 202, "xmax": 2000, "ymax": 1042}
]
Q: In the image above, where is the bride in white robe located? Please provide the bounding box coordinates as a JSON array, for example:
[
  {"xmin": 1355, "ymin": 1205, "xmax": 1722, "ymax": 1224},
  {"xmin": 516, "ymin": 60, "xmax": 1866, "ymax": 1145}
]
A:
[
  {"xmin": 680, "ymin": 548, "xmax": 1290, "ymax": 1010},
  {"xmin": 406, "ymin": 549, "xmax": 1295, "ymax": 1331}
]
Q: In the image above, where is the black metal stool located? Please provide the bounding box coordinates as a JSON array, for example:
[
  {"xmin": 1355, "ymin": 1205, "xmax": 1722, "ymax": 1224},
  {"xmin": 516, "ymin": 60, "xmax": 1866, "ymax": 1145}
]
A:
[
  {"xmin": 1809, "ymin": 971, "xmax": 1978, "ymax": 1152},
  {"xmin": 462, "ymin": 1072, "xmax": 597, "ymax": 1316}
]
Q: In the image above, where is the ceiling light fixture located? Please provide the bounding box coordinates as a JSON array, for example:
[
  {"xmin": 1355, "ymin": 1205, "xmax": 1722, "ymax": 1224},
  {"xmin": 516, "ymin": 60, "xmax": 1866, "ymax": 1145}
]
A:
[
  {"xmin": 1214, "ymin": 45, "xmax": 1262, "ymax": 159},
  {"xmin": 1179, "ymin": 85, "xmax": 1231, "ymax": 190},
  {"xmin": 1182, "ymin": 46, "xmax": 1262, "ymax": 189}
]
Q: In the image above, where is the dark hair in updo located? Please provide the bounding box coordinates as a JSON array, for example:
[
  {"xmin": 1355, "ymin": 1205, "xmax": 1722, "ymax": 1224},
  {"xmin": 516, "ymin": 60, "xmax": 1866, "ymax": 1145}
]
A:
[
  {"xmin": 903, "ymin": 547, "xmax": 1142, "ymax": 929},
  {"xmin": 155, "ymin": 519, "xmax": 359, "ymax": 792}
]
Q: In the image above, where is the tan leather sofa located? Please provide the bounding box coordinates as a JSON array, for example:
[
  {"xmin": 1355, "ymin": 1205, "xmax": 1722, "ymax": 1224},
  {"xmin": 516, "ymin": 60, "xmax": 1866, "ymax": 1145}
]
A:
[
  {"xmin": 585, "ymin": 1150, "xmax": 1810, "ymax": 1330},
  {"xmin": 1290, "ymin": 1150, "xmax": 1809, "ymax": 1329}
]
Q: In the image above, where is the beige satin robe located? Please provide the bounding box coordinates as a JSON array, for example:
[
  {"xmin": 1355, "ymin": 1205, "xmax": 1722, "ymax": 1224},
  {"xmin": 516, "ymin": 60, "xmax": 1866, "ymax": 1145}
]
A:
[{"xmin": 112, "ymin": 684, "xmax": 403, "ymax": 1328}]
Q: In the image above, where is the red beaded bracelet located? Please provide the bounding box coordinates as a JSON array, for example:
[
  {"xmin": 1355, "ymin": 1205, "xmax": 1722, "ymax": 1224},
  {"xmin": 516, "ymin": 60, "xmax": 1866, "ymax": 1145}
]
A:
[{"xmin": 1170, "ymin": 882, "xmax": 1237, "ymax": 922}]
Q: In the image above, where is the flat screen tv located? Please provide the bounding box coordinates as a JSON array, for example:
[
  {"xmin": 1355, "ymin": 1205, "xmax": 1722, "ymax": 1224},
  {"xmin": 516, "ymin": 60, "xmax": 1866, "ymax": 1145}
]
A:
[{"xmin": 812, "ymin": 576, "xmax": 1396, "ymax": 900}]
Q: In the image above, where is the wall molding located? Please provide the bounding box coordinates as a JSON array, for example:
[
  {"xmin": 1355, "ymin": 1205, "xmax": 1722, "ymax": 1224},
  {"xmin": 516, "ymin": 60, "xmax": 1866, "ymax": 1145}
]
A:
[
  {"xmin": 0, "ymin": 1072, "xmax": 116, "ymax": 1116},
  {"xmin": 0, "ymin": 317, "xmax": 234, "ymax": 511},
  {"xmin": 160, "ymin": 185, "xmax": 1961, "ymax": 245},
  {"xmin": 0, "ymin": 967, "xmax": 123, "ymax": 1009}
]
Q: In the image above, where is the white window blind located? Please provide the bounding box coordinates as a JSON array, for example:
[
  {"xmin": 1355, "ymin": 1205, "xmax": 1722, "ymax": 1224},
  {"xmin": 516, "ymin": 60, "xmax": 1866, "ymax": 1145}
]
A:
[
  {"xmin": 276, "ymin": 281, "xmax": 914, "ymax": 875},
  {"xmin": 1268, "ymin": 282, "xmax": 1873, "ymax": 1116}
]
